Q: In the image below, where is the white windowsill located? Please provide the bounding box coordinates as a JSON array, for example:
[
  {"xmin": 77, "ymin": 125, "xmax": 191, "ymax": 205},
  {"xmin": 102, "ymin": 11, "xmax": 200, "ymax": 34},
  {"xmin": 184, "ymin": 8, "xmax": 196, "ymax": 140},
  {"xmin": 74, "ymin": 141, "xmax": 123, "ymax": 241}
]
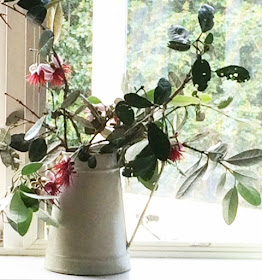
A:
[{"xmin": 0, "ymin": 256, "xmax": 262, "ymax": 280}]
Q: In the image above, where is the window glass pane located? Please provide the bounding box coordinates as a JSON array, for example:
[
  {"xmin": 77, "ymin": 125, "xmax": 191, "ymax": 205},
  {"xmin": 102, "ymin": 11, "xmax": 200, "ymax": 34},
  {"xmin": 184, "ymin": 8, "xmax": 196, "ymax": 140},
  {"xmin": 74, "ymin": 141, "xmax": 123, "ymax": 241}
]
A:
[
  {"xmin": 46, "ymin": 0, "xmax": 93, "ymax": 148},
  {"xmin": 124, "ymin": 0, "xmax": 262, "ymax": 244}
]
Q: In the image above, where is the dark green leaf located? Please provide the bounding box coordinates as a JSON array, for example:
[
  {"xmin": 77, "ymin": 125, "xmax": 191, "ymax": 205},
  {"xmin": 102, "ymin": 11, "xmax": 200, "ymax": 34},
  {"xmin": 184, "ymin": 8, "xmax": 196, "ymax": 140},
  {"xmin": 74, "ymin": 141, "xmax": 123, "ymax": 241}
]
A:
[
  {"xmin": 216, "ymin": 66, "xmax": 250, "ymax": 83},
  {"xmin": 21, "ymin": 162, "xmax": 43, "ymax": 175},
  {"xmin": 225, "ymin": 149, "xmax": 262, "ymax": 166},
  {"xmin": 138, "ymin": 163, "xmax": 159, "ymax": 191},
  {"xmin": 29, "ymin": 138, "xmax": 47, "ymax": 162},
  {"xmin": 38, "ymin": 29, "xmax": 54, "ymax": 57},
  {"xmin": 124, "ymin": 93, "xmax": 153, "ymax": 108},
  {"xmin": 88, "ymin": 155, "xmax": 97, "ymax": 169},
  {"xmin": 223, "ymin": 187, "xmax": 238, "ymax": 225},
  {"xmin": 176, "ymin": 162, "xmax": 208, "ymax": 198},
  {"xmin": 154, "ymin": 78, "xmax": 172, "ymax": 105},
  {"xmin": 236, "ymin": 183, "xmax": 261, "ymax": 206},
  {"xmin": 7, "ymin": 210, "xmax": 33, "ymax": 236},
  {"xmin": 20, "ymin": 185, "xmax": 39, "ymax": 212},
  {"xmin": 204, "ymin": 33, "xmax": 214, "ymax": 44},
  {"xmin": 9, "ymin": 191, "xmax": 30, "ymax": 223},
  {"xmin": 167, "ymin": 25, "xmax": 191, "ymax": 51},
  {"xmin": 17, "ymin": 0, "xmax": 43, "ymax": 10},
  {"xmin": 100, "ymin": 143, "xmax": 118, "ymax": 154},
  {"xmin": 106, "ymin": 127, "xmax": 127, "ymax": 147},
  {"xmin": 115, "ymin": 101, "xmax": 134, "ymax": 126},
  {"xmin": 24, "ymin": 116, "xmax": 45, "ymax": 141},
  {"xmin": 27, "ymin": 5, "xmax": 47, "ymax": 24},
  {"xmin": 128, "ymin": 145, "xmax": 157, "ymax": 181},
  {"xmin": 10, "ymin": 134, "xmax": 31, "ymax": 152},
  {"xmin": 61, "ymin": 90, "xmax": 81, "ymax": 109},
  {"xmin": 198, "ymin": 4, "xmax": 214, "ymax": 32},
  {"xmin": 192, "ymin": 57, "xmax": 211, "ymax": 91},
  {"xmin": 217, "ymin": 97, "xmax": 233, "ymax": 109},
  {"xmin": 148, "ymin": 122, "xmax": 170, "ymax": 161}
]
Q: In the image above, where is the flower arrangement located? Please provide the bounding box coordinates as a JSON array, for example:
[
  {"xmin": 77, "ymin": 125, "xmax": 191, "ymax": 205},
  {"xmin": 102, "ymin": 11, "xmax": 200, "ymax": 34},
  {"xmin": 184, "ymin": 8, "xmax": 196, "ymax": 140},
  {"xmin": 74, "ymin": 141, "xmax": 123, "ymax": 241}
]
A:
[{"xmin": 0, "ymin": 1, "xmax": 262, "ymax": 243}]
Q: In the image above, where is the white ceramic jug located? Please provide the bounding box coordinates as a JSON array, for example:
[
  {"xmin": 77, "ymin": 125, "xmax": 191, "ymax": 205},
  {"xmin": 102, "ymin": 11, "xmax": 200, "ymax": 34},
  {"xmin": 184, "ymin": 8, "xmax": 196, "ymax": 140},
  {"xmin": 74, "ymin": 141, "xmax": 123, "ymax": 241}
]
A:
[{"xmin": 45, "ymin": 153, "xmax": 130, "ymax": 275}]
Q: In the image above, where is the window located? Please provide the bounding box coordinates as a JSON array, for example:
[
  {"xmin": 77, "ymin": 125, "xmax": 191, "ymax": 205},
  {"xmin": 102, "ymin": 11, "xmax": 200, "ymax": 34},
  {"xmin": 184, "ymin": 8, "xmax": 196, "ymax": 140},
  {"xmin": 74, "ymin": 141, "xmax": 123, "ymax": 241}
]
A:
[
  {"xmin": 1, "ymin": 0, "xmax": 262, "ymax": 258},
  {"xmin": 123, "ymin": 0, "xmax": 262, "ymax": 256}
]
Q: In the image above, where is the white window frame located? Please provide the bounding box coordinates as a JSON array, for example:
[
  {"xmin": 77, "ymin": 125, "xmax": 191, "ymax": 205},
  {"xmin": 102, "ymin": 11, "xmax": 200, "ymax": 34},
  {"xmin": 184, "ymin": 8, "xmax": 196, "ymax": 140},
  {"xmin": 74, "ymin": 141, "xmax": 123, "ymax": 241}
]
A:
[{"xmin": 1, "ymin": 0, "xmax": 262, "ymax": 259}]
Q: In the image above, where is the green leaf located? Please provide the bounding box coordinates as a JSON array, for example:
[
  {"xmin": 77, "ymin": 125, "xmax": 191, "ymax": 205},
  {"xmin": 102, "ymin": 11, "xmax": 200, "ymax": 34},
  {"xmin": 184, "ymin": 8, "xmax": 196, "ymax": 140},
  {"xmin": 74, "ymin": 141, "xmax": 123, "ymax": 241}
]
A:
[
  {"xmin": 24, "ymin": 116, "xmax": 45, "ymax": 141},
  {"xmin": 21, "ymin": 162, "xmax": 43, "ymax": 175},
  {"xmin": 216, "ymin": 173, "xmax": 227, "ymax": 194},
  {"xmin": 143, "ymin": 89, "xmax": 154, "ymax": 102},
  {"xmin": 20, "ymin": 185, "xmax": 39, "ymax": 212},
  {"xmin": 148, "ymin": 122, "xmax": 170, "ymax": 161},
  {"xmin": 200, "ymin": 94, "xmax": 212, "ymax": 103},
  {"xmin": 9, "ymin": 191, "xmax": 30, "ymax": 223},
  {"xmin": 72, "ymin": 115, "xmax": 94, "ymax": 129},
  {"xmin": 204, "ymin": 33, "xmax": 214, "ymax": 44},
  {"xmin": 124, "ymin": 93, "xmax": 153, "ymax": 108},
  {"xmin": 217, "ymin": 96, "xmax": 233, "ymax": 109},
  {"xmin": 223, "ymin": 187, "xmax": 238, "ymax": 225},
  {"xmin": 192, "ymin": 58, "xmax": 211, "ymax": 91},
  {"xmin": 236, "ymin": 183, "xmax": 261, "ymax": 206},
  {"xmin": 7, "ymin": 210, "xmax": 33, "ymax": 236},
  {"xmin": 198, "ymin": 4, "xmax": 214, "ymax": 33},
  {"xmin": 154, "ymin": 78, "xmax": 172, "ymax": 105},
  {"xmin": 233, "ymin": 170, "xmax": 258, "ymax": 187},
  {"xmin": 38, "ymin": 29, "xmax": 54, "ymax": 57},
  {"xmin": 10, "ymin": 133, "xmax": 31, "ymax": 152},
  {"xmin": 37, "ymin": 208, "xmax": 59, "ymax": 227},
  {"xmin": 29, "ymin": 138, "xmax": 47, "ymax": 162},
  {"xmin": 225, "ymin": 149, "xmax": 262, "ymax": 166},
  {"xmin": 176, "ymin": 162, "xmax": 208, "ymax": 198},
  {"xmin": 27, "ymin": 5, "xmax": 47, "ymax": 25},
  {"xmin": 216, "ymin": 66, "xmax": 250, "ymax": 83},
  {"xmin": 61, "ymin": 90, "xmax": 81, "ymax": 109},
  {"xmin": 115, "ymin": 101, "xmax": 134, "ymax": 126},
  {"xmin": 170, "ymin": 95, "xmax": 200, "ymax": 106},
  {"xmin": 6, "ymin": 110, "xmax": 24, "ymax": 126},
  {"xmin": 88, "ymin": 96, "xmax": 102, "ymax": 104}
]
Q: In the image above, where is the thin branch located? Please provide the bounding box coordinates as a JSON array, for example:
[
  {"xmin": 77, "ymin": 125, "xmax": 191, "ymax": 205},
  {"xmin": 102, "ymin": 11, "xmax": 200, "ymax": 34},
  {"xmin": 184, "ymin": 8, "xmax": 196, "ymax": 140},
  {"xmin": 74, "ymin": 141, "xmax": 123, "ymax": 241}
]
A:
[
  {"xmin": 0, "ymin": 13, "xmax": 11, "ymax": 28},
  {"xmin": 1, "ymin": 3, "xmax": 26, "ymax": 17},
  {"xmin": 5, "ymin": 92, "xmax": 40, "ymax": 119},
  {"xmin": 127, "ymin": 161, "xmax": 165, "ymax": 248}
]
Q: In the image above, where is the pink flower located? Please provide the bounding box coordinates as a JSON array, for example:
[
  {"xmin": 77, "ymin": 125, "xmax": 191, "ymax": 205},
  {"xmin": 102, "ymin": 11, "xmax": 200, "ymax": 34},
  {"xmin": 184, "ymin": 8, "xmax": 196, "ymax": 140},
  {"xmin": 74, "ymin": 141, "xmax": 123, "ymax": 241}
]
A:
[
  {"xmin": 169, "ymin": 143, "xmax": 184, "ymax": 162},
  {"xmin": 49, "ymin": 54, "xmax": 71, "ymax": 87},
  {"xmin": 27, "ymin": 63, "xmax": 54, "ymax": 85},
  {"xmin": 43, "ymin": 171, "xmax": 60, "ymax": 195},
  {"xmin": 50, "ymin": 68, "xmax": 64, "ymax": 87},
  {"xmin": 53, "ymin": 157, "xmax": 75, "ymax": 188},
  {"xmin": 85, "ymin": 103, "xmax": 108, "ymax": 122}
]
